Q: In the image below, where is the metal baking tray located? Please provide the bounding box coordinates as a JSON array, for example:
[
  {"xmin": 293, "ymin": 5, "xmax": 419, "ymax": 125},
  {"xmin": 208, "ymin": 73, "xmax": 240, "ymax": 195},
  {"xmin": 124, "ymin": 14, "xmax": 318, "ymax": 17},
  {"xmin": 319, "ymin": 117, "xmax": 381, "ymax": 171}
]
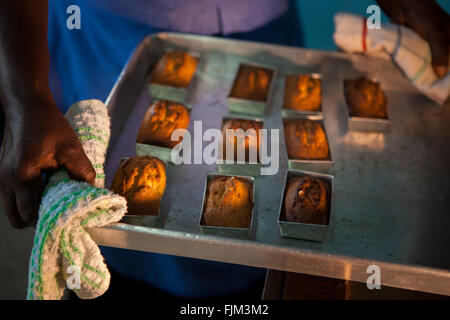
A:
[
  {"xmin": 217, "ymin": 115, "xmax": 264, "ymax": 177},
  {"xmin": 277, "ymin": 169, "xmax": 334, "ymax": 242},
  {"xmin": 343, "ymin": 78, "xmax": 389, "ymax": 132},
  {"xmin": 227, "ymin": 62, "xmax": 277, "ymax": 116},
  {"xmin": 115, "ymin": 158, "xmax": 165, "ymax": 227},
  {"xmin": 96, "ymin": 33, "xmax": 450, "ymax": 296},
  {"xmin": 282, "ymin": 114, "xmax": 333, "ymax": 173},
  {"xmin": 282, "ymin": 73, "xmax": 323, "ymax": 118},
  {"xmin": 148, "ymin": 50, "xmax": 199, "ymax": 104},
  {"xmin": 135, "ymin": 100, "xmax": 191, "ymax": 164},
  {"xmin": 199, "ymin": 173, "xmax": 255, "ymax": 239}
]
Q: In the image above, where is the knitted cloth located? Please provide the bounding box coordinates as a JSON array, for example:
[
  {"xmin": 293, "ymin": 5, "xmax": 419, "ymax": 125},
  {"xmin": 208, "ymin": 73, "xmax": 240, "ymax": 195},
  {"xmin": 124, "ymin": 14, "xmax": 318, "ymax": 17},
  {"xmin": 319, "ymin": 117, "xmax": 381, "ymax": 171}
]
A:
[
  {"xmin": 333, "ymin": 13, "xmax": 449, "ymax": 105},
  {"xmin": 27, "ymin": 100, "xmax": 127, "ymax": 300}
]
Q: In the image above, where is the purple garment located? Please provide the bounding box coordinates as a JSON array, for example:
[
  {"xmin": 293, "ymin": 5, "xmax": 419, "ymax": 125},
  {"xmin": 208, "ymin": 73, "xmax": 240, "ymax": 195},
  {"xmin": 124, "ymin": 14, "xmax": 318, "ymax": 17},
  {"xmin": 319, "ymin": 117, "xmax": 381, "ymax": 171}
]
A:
[{"xmin": 90, "ymin": 0, "xmax": 288, "ymax": 35}]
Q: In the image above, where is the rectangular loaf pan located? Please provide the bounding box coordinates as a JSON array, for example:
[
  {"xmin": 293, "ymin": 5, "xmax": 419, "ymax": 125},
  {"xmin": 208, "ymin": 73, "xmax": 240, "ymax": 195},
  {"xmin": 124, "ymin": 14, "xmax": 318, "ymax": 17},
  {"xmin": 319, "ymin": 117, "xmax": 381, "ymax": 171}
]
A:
[
  {"xmin": 348, "ymin": 116, "xmax": 389, "ymax": 132},
  {"xmin": 277, "ymin": 169, "xmax": 335, "ymax": 242},
  {"xmin": 199, "ymin": 173, "xmax": 255, "ymax": 239},
  {"xmin": 283, "ymin": 114, "xmax": 333, "ymax": 174},
  {"xmin": 227, "ymin": 62, "xmax": 277, "ymax": 117},
  {"xmin": 282, "ymin": 73, "xmax": 324, "ymax": 118},
  {"xmin": 217, "ymin": 115, "xmax": 264, "ymax": 177},
  {"xmin": 344, "ymin": 77, "xmax": 389, "ymax": 132},
  {"xmin": 116, "ymin": 157, "xmax": 163, "ymax": 228},
  {"xmin": 148, "ymin": 50, "xmax": 199, "ymax": 104},
  {"xmin": 136, "ymin": 100, "xmax": 191, "ymax": 164}
]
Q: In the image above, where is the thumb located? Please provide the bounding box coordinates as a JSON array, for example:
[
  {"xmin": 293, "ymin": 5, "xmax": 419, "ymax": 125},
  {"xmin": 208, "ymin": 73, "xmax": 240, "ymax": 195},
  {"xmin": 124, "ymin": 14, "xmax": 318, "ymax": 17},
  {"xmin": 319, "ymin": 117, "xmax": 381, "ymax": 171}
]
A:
[
  {"xmin": 427, "ymin": 32, "xmax": 449, "ymax": 78},
  {"xmin": 57, "ymin": 141, "xmax": 96, "ymax": 185}
]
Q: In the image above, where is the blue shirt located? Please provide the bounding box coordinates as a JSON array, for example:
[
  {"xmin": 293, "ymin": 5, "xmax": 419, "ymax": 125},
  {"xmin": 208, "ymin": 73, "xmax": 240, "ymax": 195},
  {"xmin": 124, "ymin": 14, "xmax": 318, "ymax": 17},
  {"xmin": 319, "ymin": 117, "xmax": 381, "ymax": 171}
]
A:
[{"xmin": 48, "ymin": 0, "xmax": 300, "ymax": 297}]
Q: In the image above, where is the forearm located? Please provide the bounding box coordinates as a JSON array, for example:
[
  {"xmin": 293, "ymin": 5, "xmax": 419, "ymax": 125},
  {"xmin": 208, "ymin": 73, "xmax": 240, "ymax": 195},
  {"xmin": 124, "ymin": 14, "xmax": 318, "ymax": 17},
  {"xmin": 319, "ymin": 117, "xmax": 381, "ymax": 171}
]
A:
[{"xmin": 0, "ymin": 0, "xmax": 54, "ymax": 118}]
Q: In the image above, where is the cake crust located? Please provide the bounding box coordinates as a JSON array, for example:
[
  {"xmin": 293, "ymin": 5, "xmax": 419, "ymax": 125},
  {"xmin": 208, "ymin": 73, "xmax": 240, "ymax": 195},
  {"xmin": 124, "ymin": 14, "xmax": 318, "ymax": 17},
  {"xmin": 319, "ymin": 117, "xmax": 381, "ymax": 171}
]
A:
[
  {"xmin": 284, "ymin": 176, "xmax": 330, "ymax": 225},
  {"xmin": 229, "ymin": 64, "xmax": 273, "ymax": 101},
  {"xmin": 150, "ymin": 50, "xmax": 197, "ymax": 88},
  {"xmin": 284, "ymin": 119, "xmax": 330, "ymax": 160},
  {"xmin": 202, "ymin": 176, "xmax": 253, "ymax": 228},
  {"xmin": 221, "ymin": 119, "xmax": 262, "ymax": 162},
  {"xmin": 344, "ymin": 77, "xmax": 387, "ymax": 118},
  {"xmin": 137, "ymin": 100, "xmax": 190, "ymax": 148},
  {"xmin": 111, "ymin": 156, "xmax": 166, "ymax": 216},
  {"xmin": 283, "ymin": 74, "xmax": 322, "ymax": 111}
]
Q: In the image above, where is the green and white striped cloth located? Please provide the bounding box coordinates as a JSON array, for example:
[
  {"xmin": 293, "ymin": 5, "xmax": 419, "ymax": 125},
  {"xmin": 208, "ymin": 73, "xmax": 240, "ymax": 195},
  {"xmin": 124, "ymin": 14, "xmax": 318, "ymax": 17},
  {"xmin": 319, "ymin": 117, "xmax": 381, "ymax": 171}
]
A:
[{"xmin": 27, "ymin": 100, "xmax": 127, "ymax": 300}]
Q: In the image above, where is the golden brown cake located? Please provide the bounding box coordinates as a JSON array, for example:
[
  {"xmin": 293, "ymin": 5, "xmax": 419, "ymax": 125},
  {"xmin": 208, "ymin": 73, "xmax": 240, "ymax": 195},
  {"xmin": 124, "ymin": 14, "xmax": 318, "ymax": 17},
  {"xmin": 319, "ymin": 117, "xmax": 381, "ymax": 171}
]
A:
[
  {"xmin": 149, "ymin": 50, "xmax": 198, "ymax": 88},
  {"xmin": 283, "ymin": 74, "xmax": 322, "ymax": 111},
  {"xmin": 344, "ymin": 77, "xmax": 387, "ymax": 118},
  {"xmin": 111, "ymin": 156, "xmax": 166, "ymax": 216},
  {"xmin": 284, "ymin": 119, "xmax": 330, "ymax": 160},
  {"xmin": 229, "ymin": 64, "xmax": 273, "ymax": 101},
  {"xmin": 221, "ymin": 119, "xmax": 263, "ymax": 162},
  {"xmin": 202, "ymin": 176, "xmax": 253, "ymax": 228},
  {"xmin": 136, "ymin": 100, "xmax": 190, "ymax": 148},
  {"xmin": 283, "ymin": 176, "xmax": 330, "ymax": 225}
]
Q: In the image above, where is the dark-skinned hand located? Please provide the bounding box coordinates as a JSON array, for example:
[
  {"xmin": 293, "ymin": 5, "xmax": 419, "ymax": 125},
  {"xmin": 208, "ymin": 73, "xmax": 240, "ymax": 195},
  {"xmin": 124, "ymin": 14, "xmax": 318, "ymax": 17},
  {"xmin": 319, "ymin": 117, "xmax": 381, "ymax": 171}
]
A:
[
  {"xmin": 0, "ymin": 97, "xmax": 95, "ymax": 228},
  {"xmin": 377, "ymin": 0, "xmax": 450, "ymax": 78},
  {"xmin": 0, "ymin": 1, "xmax": 95, "ymax": 229}
]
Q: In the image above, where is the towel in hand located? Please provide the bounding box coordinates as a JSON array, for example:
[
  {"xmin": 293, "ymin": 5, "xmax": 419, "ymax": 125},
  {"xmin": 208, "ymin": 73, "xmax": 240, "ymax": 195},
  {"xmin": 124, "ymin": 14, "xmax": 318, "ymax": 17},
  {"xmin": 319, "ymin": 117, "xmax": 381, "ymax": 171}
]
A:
[
  {"xmin": 333, "ymin": 12, "xmax": 449, "ymax": 105},
  {"xmin": 27, "ymin": 99, "xmax": 127, "ymax": 300}
]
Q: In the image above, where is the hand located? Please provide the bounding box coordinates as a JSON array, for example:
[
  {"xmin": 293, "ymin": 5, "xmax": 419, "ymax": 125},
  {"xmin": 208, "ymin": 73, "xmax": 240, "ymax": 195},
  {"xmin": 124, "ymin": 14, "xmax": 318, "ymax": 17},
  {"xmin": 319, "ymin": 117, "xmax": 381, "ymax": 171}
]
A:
[
  {"xmin": 377, "ymin": 0, "xmax": 450, "ymax": 78},
  {"xmin": 0, "ymin": 97, "xmax": 96, "ymax": 228},
  {"xmin": 0, "ymin": 1, "xmax": 95, "ymax": 228}
]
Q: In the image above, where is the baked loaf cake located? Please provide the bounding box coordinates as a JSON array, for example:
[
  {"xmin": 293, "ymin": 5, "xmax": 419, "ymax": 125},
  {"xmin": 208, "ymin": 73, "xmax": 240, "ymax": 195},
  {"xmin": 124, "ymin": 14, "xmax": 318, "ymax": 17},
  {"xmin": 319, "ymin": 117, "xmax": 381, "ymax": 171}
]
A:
[
  {"xmin": 284, "ymin": 74, "xmax": 322, "ymax": 111},
  {"xmin": 221, "ymin": 119, "xmax": 262, "ymax": 162},
  {"xmin": 136, "ymin": 100, "xmax": 190, "ymax": 148},
  {"xmin": 344, "ymin": 77, "xmax": 387, "ymax": 118},
  {"xmin": 150, "ymin": 50, "xmax": 198, "ymax": 88},
  {"xmin": 284, "ymin": 119, "xmax": 330, "ymax": 160},
  {"xmin": 230, "ymin": 64, "xmax": 273, "ymax": 101},
  {"xmin": 284, "ymin": 176, "xmax": 330, "ymax": 225},
  {"xmin": 111, "ymin": 156, "xmax": 166, "ymax": 216},
  {"xmin": 202, "ymin": 176, "xmax": 253, "ymax": 228}
]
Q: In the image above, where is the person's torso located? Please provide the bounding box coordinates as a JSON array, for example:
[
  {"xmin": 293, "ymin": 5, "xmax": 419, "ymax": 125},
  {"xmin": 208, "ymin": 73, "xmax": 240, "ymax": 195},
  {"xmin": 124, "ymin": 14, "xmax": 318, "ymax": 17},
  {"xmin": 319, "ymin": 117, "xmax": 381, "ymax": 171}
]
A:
[{"xmin": 89, "ymin": 0, "xmax": 289, "ymax": 35}]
